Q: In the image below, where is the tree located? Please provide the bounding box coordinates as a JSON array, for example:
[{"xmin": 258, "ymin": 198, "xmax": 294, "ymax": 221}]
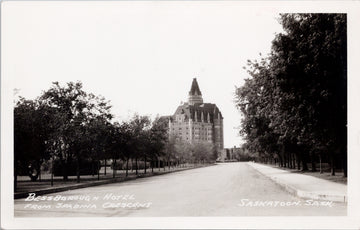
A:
[
  {"xmin": 39, "ymin": 81, "xmax": 113, "ymax": 181},
  {"xmin": 174, "ymin": 139, "xmax": 192, "ymax": 167},
  {"xmin": 146, "ymin": 117, "xmax": 169, "ymax": 172},
  {"xmin": 192, "ymin": 142, "xmax": 215, "ymax": 163},
  {"xmin": 164, "ymin": 134, "xmax": 177, "ymax": 169},
  {"xmin": 117, "ymin": 122, "xmax": 133, "ymax": 177},
  {"xmin": 85, "ymin": 116, "xmax": 114, "ymax": 179},
  {"xmin": 235, "ymin": 14, "xmax": 347, "ymax": 176},
  {"xmin": 127, "ymin": 115, "xmax": 151, "ymax": 175},
  {"xmin": 14, "ymin": 98, "xmax": 55, "ymax": 189}
]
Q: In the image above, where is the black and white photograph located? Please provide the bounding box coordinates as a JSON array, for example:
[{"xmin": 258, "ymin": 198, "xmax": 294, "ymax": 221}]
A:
[{"xmin": 1, "ymin": 1, "xmax": 360, "ymax": 229}]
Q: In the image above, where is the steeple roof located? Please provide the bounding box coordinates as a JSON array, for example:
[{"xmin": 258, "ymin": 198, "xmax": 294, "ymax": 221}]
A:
[{"xmin": 189, "ymin": 78, "xmax": 202, "ymax": 96}]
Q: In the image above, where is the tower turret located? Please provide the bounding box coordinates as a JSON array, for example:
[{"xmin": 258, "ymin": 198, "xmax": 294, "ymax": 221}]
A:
[{"xmin": 188, "ymin": 78, "xmax": 203, "ymax": 105}]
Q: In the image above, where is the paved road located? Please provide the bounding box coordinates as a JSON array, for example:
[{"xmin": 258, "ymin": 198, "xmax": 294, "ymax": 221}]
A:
[{"xmin": 14, "ymin": 162, "xmax": 346, "ymax": 216}]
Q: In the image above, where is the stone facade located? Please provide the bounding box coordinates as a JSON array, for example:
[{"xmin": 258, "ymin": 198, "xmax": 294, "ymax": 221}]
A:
[{"xmin": 168, "ymin": 78, "xmax": 224, "ymax": 151}]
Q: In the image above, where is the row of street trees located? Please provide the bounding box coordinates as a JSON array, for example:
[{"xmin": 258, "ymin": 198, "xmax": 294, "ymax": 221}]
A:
[
  {"xmin": 14, "ymin": 81, "xmax": 216, "ymax": 191},
  {"xmin": 235, "ymin": 14, "xmax": 347, "ymax": 176}
]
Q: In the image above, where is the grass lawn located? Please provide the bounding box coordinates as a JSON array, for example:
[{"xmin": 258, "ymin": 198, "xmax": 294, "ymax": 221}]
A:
[{"xmin": 267, "ymin": 164, "xmax": 347, "ymax": 184}]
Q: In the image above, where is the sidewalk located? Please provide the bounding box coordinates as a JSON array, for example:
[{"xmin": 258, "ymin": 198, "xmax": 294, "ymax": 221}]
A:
[
  {"xmin": 247, "ymin": 162, "xmax": 347, "ymax": 203},
  {"xmin": 15, "ymin": 164, "xmax": 213, "ymax": 199}
]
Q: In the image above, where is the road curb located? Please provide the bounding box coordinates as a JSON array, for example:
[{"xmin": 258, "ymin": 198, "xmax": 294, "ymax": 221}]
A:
[
  {"xmin": 247, "ymin": 162, "xmax": 347, "ymax": 203},
  {"xmin": 14, "ymin": 164, "xmax": 214, "ymax": 199}
]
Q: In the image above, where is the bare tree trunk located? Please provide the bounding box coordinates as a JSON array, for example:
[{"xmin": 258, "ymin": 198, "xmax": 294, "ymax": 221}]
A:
[
  {"xmin": 289, "ymin": 154, "xmax": 292, "ymax": 168},
  {"xmin": 14, "ymin": 160, "xmax": 17, "ymax": 192},
  {"xmin": 289, "ymin": 153, "xmax": 292, "ymax": 169},
  {"xmin": 144, "ymin": 155, "xmax": 147, "ymax": 174},
  {"xmin": 63, "ymin": 159, "xmax": 68, "ymax": 181},
  {"xmin": 91, "ymin": 160, "xmax": 94, "ymax": 177},
  {"xmin": 311, "ymin": 153, "xmax": 316, "ymax": 172},
  {"xmin": 297, "ymin": 154, "xmax": 301, "ymax": 170},
  {"xmin": 287, "ymin": 154, "xmax": 290, "ymax": 168},
  {"xmin": 38, "ymin": 162, "xmax": 42, "ymax": 181},
  {"xmin": 97, "ymin": 160, "xmax": 100, "ymax": 180},
  {"xmin": 135, "ymin": 157, "xmax": 138, "ymax": 175},
  {"xmin": 301, "ymin": 154, "xmax": 309, "ymax": 171},
  {"xmin": 331, "ymin": 155, "xmax": 335, "ymax": 176},
  {"xmin": 113, "ymin": 158, "xmax": 116, "ymax": 178},
  {"xmin": 126, "ymin": 159, "xmax": 129, "ymax": 177},
  {"xmin": 76, "ymin": 157, "xmax": 80, "ymax": 183},
  {"xmin": 51, "ymin": 158, "xmax": 54, "ymax": 185},
  {"xmin": 319, "ymin": 155, "xmax": 323, "ymax": 174},
  {"xmin": 280, "ymin": 147, "xmax": 285, "ymax": 168}
]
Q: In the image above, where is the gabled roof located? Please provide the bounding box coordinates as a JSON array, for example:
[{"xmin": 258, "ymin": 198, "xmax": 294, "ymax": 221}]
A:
[
  {"xmin": 189, "ymin": 78, "xmax": 202, "ymax": 96},
  {"xmin": 172, "ymin": 103, "xmax": 223, "ymax": 122}
]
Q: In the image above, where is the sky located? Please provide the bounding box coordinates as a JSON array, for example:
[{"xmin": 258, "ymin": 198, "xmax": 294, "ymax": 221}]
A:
[{"xmin": 4, "ymin": 1, "xmax": 285, "ymax": 148}]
